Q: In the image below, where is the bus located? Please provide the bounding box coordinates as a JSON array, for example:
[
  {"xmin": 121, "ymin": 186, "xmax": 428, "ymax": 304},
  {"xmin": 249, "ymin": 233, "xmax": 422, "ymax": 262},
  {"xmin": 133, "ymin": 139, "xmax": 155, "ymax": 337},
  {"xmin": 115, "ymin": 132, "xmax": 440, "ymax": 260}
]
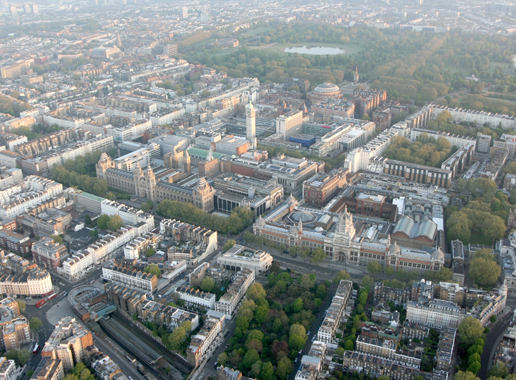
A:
[
  {"xmin": 36, "ymin": 299, "xmax": 46, "ymax": 308},
  {"xmin": 48, "ymin": 293, "xmax": 57, "ymax": 301},
  {"xmin": 33, "ymin": 343, "xmax": 39, "ymax": 355}
]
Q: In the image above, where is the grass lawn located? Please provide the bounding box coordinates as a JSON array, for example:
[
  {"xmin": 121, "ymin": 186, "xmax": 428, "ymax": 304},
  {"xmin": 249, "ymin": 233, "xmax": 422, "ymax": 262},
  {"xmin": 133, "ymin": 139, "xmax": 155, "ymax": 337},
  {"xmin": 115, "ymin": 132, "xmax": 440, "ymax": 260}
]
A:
[{"xmin": 468, "ymin": 234, "xmax": 492, "ymax": 245}]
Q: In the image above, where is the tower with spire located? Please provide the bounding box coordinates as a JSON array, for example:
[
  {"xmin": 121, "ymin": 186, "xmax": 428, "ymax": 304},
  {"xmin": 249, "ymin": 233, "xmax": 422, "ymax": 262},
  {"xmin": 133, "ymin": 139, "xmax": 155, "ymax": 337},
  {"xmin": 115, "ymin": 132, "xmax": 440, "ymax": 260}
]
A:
[{"xmin": 246, "ymin": 101, "xmax": 257, "ymax": 150}]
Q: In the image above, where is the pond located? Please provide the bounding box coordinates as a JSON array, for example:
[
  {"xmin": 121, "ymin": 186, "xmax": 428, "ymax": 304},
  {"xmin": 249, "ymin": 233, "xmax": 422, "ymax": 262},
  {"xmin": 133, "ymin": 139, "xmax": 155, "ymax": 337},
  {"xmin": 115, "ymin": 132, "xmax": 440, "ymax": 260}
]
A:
[{"xmin": 283, "ymin": 46, "xmax": 345, "ymax": 55}]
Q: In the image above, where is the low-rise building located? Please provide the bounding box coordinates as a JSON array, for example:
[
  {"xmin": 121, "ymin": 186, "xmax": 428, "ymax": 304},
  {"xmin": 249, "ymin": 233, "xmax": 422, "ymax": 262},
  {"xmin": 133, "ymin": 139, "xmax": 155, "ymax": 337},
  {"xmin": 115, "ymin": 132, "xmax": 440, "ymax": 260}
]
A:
[
  {"xmin": 32, "ymin": 238, "xmax": 68, "ymax": 271},
  {"xmin": 217, "ymin": 245, "xmax": 273, "ymax": 274},
  {"xmin": 175, "ymin": 285, "xmax": 216, "ymax": 309},
  {"xmin": 102, "ymin": 261, "xmax": 158, "ymax": 294}
]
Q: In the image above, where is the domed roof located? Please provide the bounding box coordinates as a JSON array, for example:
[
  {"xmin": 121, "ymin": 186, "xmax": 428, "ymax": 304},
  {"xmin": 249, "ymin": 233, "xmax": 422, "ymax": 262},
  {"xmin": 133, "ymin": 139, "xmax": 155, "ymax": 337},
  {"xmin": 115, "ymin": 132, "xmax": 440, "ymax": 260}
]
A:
[
  {"xmin": 389, "ymin": 242, "xmax": 401, "ymax": 255},
  {"xmin": 431, "ymin": 247, "xmax": 445, "ymax": 260},
  {"xmin": 291, "ymin": 210, "xmax": 315, "ymax": 223},
  {"xmin": 256, "ymin": 216, "xmax": 266, "ymax": 227},
  {"xmin": 314, "ymin": 82, "xmax": 340, "ymax": 94}
]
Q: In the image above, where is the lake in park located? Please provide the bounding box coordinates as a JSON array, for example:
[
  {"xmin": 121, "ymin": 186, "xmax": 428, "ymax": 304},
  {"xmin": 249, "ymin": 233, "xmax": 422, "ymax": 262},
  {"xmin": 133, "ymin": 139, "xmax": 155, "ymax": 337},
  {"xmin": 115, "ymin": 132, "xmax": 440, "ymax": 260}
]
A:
[{"xmin": 283, "ymin": 46, "xmax": 345, "ymax": 55}]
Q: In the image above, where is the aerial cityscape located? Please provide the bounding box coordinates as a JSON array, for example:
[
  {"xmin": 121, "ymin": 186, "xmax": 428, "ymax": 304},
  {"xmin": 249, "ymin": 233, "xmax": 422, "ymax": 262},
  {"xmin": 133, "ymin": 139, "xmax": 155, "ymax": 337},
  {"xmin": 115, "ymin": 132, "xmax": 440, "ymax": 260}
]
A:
[{"xmin": 1, "ymin": 1, "xmax": 516, "ymax": 380}]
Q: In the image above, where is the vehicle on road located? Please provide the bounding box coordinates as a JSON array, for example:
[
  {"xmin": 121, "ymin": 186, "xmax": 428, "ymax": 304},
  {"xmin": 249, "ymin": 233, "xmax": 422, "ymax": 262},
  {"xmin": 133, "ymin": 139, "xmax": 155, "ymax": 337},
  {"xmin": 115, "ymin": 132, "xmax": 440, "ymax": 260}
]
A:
[
  {"xmin": 33, "ymin": 343, "xmax": 39, "ymax": 355},
  {"xmin": 48, "ymin": 293, "xmax": 57, "ymax": 301},
  {"xmin": 36, "ymin": 300, "xmax": 46, "ymax": 308}
]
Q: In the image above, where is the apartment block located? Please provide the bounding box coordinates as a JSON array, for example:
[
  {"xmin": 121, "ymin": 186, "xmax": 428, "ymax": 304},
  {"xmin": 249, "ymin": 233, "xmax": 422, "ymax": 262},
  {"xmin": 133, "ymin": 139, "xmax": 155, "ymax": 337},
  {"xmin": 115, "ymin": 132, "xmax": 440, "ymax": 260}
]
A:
[
  {"xmin": 406, "ymin": 299, "xmax": 461, "ymax": 329},
  {"xmin": 317, "ymin": 280, "xmax": 352, "ymax": 344},
  {"xmin": 214, "ymin": 269, "xmax": 255, "ymax": 319},
  {"xmin": 30, "ymin": 358, "xmax": 64, "ymax": 380},
  {"xmin": 187, "ymin": 313, "xmax": 225, "ymax": 367},
  {"xmin": 42, "ymin": 317, "xmax": 94, "ymax": 371}
]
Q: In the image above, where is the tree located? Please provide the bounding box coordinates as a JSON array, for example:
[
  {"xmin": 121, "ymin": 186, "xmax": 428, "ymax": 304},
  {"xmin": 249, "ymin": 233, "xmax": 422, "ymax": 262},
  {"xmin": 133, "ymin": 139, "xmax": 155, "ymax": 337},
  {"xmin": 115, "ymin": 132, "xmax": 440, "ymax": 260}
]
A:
[
  {"xmin": 469, "ymin": 256, "xmax": 501, "ymax": 288},
  {"xmin": 84, "ymin": 214, "xmax": 93, "ymax": 226},
  {"xmin": 242, "ymin": 349, "xmax": 260, "ymax": 369},
  {"xmin": 140, "ymin": 200, "xmax": 153, "ymax": 212},
  {"xmin": 335, "ymin": 347, "xmax": 344, "ymax": 356},
  {"xmin": 97, "ymin": 214, "xmax": 110, "ymax": 230},
  {"xmin": 367, "ymin": 260, "xmax": 382, "ymax": 274},
  {"xmin": 50, "ymin": 234, "xmax": 63, "ymax": 244},
  {"xmin": 247, "ymin": 283, "xmax": 266, "ymax": 300},
  {"xmin": 143, "ymin": 264, "xmax": 161, "ymax": 276},
  {"xmin": 459, "ymin": 317, "xmax": 485, "ymax": 346},
  {"xmin": 276, "ymin": 357, "xmax": 293, "ymax": 380},
  {"xmin": 145, "ymin": 248, "xmax": 155, "ymax": 257},
  {"xmin": 16, "ymin": 300, "xmax": 25, "ymax": 313},
  {"xmin": 218, "ymin": 352, "xmax": 228, "ymax": 366},
  {"xmin": 362, "ymin": 276, "xmax": 374, "ymax": 288},
  {"xmin": 333, "ymin": 270, "xmax": 350, "ymax": 284},
  {"xmin": 468, "ymin": 361, "xmax": 481, "ymax": 374},
  {"xmin": 447, "ymin": 211, "xmax": 472, "ymax": 243},
  {"xmin": 223, "ymin": 239, "xmax": 237, "ymax": 251},
  {"xmin": 30, "ymin": 317, "xmax": 43, "ymax": 332},
  {"xmin": 201, "ymin": 276, "xmax": 215, "ymax": 292},
  {"xmin": 488, "ymin": 363, "xmax": 509, "ymax": 378},
  {"xmin": 316, "ymin": 284, "xmax": 327, "ymax": 299},
  {"xmin": 311, "ymin": 248, "xmax": 325, "ymax": 263},
  {"xmin": 16, "ymin": 349, "xmax": 30, "ymax": 365},
  {"xmin": 260, "ymin": 362, "xmax": 275, "ymax": 380},
  {"xmin": 290, "ymin": 323, "xmax": 307, "ymax": 339},
  {"xmin": 344, "ymin": 339, "xmax": 354, "ymax": 350},
  {"xmin": 288, "ymin": 334, "xmax": 305, "ymax": 351},
  {"xmin": 107, "ymin": 215, "xmax": 124, "ymax": 231}
]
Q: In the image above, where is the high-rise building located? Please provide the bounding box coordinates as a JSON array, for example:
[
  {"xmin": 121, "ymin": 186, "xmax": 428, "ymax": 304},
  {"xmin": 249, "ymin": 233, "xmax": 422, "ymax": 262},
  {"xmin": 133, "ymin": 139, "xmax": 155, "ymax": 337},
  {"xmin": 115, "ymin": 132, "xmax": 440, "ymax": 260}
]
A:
[
  {"xmin": 31, "ymin": 4, "xmax": 38, "ymax": 13},
  {"xmin": 246, "ymin": 102, "xmax": 256, "ymax": 150},
  {"xmin": 182, "ymin": 6, "xmax": 188, "ymax": 18},
  {"xmin": 276, "ymin": 110, "xmax": 304, "ymax": 140}
]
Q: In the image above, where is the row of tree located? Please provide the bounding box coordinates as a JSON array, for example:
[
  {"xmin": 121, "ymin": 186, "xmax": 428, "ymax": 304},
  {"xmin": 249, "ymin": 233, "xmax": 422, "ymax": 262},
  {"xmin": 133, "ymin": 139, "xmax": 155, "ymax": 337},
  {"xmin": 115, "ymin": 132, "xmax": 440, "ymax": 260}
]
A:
[{"xmin": 156, "ymin": 200, "xmax": 254, "ymax": 234}]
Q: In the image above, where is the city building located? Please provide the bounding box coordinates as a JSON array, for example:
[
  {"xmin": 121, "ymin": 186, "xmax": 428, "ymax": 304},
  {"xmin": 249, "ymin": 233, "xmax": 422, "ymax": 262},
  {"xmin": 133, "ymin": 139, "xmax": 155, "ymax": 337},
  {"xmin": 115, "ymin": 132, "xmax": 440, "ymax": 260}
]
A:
[
  {"xmin": 187, "ymin": 313, "xmax": 225, "ymax": 367},
  {"xmin": 406, "ymin": 299, "xmax": 462, "ymax": 329},
  {"xmin": 0, "ymin": 357, "xmax": 16, "ymax": 380},
  {"xmin": 97, "ymin": 154, "xmax": 215, "ymax": 211},
  {"xmin": 217, "ymin": 245, "xmax": 273, "ymax": 274},
  {"xmin": 32, "ymin": 238, "xmax": 68, "ymax": 271},
  {"xmin": 276, "ymin": 110, "xmax": 304, "ymax": 140},
  {"xmin": 30, "ymin": 359, "xmax": 64, "ymax": 380},
  {"xmin": 253, "ymin": 197, "xmax": 445, "ymax": 271},
  {"xmin": 214, "ymin": 269, "xmax": 255, "ymax": 319},
  {"xmin": 175, "ymin": 285, "xmax": 216, "ymax": 309},
  {"xmin": 212, "ymin": 173, "xmax": 284, "ymax": 216},
  {"xmin": 246, "ymin": 102, "xmax": 257, "ymax": 150},
  {"xmin": 317, "ymin": 280, "xmax": 352, "ymax": 344},
  {"xmin": 307, "ymin": 83, "xmax": 342, "ymax": 102},
  {"xmin": 303, "ymin": 174, "xmax": 343, "ymax": 208},
  {"xmin": 42, "ymin": 316, "xmax": 94, "ymax": 371},
  {"xmin": 102, "ymin": 261, "xmax": 158, "ymax": 294}
]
